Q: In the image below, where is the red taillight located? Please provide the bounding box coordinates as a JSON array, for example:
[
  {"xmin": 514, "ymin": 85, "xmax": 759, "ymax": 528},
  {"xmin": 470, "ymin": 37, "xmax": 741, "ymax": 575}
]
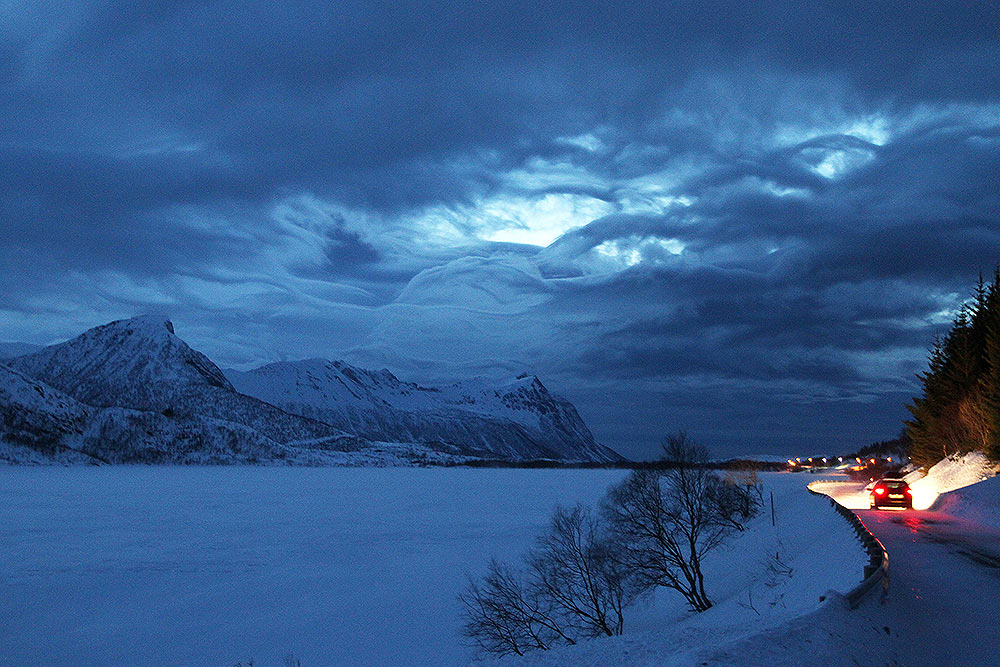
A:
[
  {"xmin": 905, "ymin": 488, "xmax": 912, "ymax": 495},
  {"xmin": 874, "ymin": 487, "xmax": 886, "ymax": 495}
]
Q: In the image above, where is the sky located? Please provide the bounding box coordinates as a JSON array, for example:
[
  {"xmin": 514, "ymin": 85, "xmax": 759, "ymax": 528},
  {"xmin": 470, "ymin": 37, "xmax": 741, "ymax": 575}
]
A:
[{"xmin": 1, "ymin": 1, "xmax": 999, "ymax": 459}]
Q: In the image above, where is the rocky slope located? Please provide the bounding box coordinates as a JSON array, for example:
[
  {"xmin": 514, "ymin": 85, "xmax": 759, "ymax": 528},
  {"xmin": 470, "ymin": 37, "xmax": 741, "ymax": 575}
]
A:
[
  {"xmin": 0, "ymin": 363, "xmax": 290, "ymax": 464},
  {"xmin": 0, "ymin": 364, "xmax": 96, "ymax": 462}
]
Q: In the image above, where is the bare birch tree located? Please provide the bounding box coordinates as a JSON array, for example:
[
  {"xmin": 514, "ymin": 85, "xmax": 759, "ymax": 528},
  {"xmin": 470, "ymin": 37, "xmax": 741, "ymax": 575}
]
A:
[
  {"xmin": 711, "ymin": 463, "xmax": 764, "ymax": 531},
  {"xmin": 601, "ymin": 432, "xmax": 736, "ymax": 612},
  {"xmin": 461, "ymin": 432, "xmax": 757, "ymax": 655},
  {"xmin": 459, "ymin": 559, "xmax": 573, "ymax": 656},
  {"xmin": 527, "ymin": 505, "xmax": 640, "ymax": 639},
  {"xmin": 460, "ymin": 505, "xmax": 640, "ymax": 656}
]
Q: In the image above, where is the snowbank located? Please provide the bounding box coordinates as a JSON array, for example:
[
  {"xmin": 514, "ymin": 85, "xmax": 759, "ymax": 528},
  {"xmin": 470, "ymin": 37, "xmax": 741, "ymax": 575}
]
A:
[
  {"xmin": 809, "ymin": 452, "xmax": 1000, "ymax": 511},
  {"xmin": 909, "ymin": 451, "xmax": 999, "ymax": 510},
  {"xmin": 934, "ymin": 474, "xmax": 1000, "ymax": 530},
  {"xmin": 482, "ymin": 473, "xmax": 867, "ymax": 666}
]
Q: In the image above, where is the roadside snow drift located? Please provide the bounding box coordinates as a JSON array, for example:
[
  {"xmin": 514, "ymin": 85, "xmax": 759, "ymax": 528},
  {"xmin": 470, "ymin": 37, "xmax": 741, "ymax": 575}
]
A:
[
  {"xmin": 908, "ymin": 451, "xmax": 998, "ymax": 511},
  {"xmin": 934, "ymin": 474, "xmax": 1000, "ymax": 530},
  {"xmin": 479, "ymin": 472, "xmax": 868, "ymax": 666}
]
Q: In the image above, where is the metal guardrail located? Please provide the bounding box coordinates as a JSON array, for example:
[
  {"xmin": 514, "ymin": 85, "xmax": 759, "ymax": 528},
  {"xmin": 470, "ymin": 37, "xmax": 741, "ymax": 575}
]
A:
[{"xmin": 807, "ymin": 487, "xmax": 889, "ymax": 608}]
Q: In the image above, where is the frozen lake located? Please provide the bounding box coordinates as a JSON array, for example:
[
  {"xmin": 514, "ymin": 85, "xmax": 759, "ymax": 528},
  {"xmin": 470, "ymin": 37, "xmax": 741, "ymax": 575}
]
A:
[{"xmin": 0, "ymin": 467, "xmax": 628, "ymax": 666}]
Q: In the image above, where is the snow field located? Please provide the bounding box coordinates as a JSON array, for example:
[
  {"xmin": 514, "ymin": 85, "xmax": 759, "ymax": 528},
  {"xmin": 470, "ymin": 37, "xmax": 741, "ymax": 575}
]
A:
[
  {"xmin": 0, "ymin": 467, "xmax": 626, "ymax": 666},
  {"xmin": 0, "ymin": 469, "xmax": 866, "ymax": 666}
]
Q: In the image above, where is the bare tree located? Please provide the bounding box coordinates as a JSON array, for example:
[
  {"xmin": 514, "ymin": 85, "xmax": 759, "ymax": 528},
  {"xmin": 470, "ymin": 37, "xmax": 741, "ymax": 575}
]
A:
[
  {"xmin": 460, "ymin": 505, "xmax": 642, "ymax": 656},
  {"xmin": 460, "ymin": 432, "xmax": 753, "ymax": 655},
  {"xmin": 706, "ymin": 478, "xmax": 749, "ymax": 532},
  {"xmin": 711, "ymin": 463, "xmax": 764, "ymax": 531},
  {"xmin": 601, "ymin": 432, "xmax": 735, "ymax": 612},
  {"xmin": 528, "ymin": 505, "xmax": 640, "ymax": 638},
  {"xmin": 459, "ymin": 559, "xmax": 572, "ymax": 656}
]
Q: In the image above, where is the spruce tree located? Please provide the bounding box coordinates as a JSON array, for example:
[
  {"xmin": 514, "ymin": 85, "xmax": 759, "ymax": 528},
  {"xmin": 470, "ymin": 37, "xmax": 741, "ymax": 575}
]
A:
[
  {"xmin": 905, "ymin": 268, "xmax": 1000, "ymax": 467},
  {"xmin": 977, "ymin": 270, "xmax": 1000, "ymax": 460},
  {"xmin": 906, "ymin": 338, "xmax": 951, "ymax": 467}
]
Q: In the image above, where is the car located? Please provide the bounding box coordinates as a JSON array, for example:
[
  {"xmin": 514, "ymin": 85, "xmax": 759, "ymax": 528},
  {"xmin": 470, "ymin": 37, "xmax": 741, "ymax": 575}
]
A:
[{"xmin": 870, "ymin": 478, "xmax": 912, "ymax": 509}]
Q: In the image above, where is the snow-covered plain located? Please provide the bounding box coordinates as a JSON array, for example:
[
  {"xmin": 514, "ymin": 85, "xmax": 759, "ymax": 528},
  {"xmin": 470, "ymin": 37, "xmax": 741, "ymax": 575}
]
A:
[
  {"xmin": 0, "ymin": 468, "xmax": 868, "ymax": 666},
  {"xmin": 0, "ymin": 467, "xmax": 625, "ymax": 666}
]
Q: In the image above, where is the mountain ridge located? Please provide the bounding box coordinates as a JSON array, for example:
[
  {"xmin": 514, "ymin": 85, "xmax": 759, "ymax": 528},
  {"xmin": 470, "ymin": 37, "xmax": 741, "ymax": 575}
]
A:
[
  {"xmin": 1, "ymin": 317, "xmax": 622, "ymax": 464},
  {"xmin": 226, "ymin": 359, "xmax": 622, "ymax": 462},
  {"xmin": 6, "ymin": 317, "xmax": 355, "ymax": 448}
]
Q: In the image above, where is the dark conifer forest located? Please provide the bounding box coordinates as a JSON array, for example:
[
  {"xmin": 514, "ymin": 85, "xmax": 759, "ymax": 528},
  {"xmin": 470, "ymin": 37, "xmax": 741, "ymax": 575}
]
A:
[{"xmin": 906, "ymin": 270, "xmax": 1000, "ymax": 467}]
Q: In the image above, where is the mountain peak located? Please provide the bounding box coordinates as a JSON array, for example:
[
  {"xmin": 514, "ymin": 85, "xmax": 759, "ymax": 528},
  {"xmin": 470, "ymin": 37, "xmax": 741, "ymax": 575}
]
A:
[
  {"xmin": 103, "ymin": 315, "xmax": 175, "ymax": 337},
  {"xmin": 8, "ymin": 315, "xmax": 235, "ymax": 408},
  {"xmin": 514, "ymin": 372, "xmax": 543, "ymax": 387}
]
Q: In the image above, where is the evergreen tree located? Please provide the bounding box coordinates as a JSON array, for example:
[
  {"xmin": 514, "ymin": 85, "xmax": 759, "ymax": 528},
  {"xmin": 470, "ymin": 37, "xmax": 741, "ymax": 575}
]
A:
[
  {"xmin": 977, "ymin": 270, "xmax": 1000, "ymax": 460},
  {"xmin": 905, "ymin": 269, "xmax": 1000, "ymax": 467},
  {"xmin": 906, "ymin": 338, "xmax": 952, "ymax": 467}
]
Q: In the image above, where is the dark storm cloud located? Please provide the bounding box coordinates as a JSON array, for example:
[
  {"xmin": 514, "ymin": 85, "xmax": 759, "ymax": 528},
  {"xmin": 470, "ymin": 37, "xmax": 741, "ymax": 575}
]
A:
[
  {"xmin": 8, "ymin": 2, "xmax": 999, "ymax": 170},
  {"xmin": 2, "ymin": 0, "xmax": 999, "ymax": 457},
  {"xmin": 555, "ymin": 261, "xmax": 937, "ymax": 374},
  {"xmin": 319, "ymin": 225, "xmax": 379, "ymax": 267}
]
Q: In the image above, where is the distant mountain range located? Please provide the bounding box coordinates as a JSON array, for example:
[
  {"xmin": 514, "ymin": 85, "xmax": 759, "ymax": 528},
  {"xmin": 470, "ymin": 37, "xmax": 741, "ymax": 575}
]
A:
[{"xmin": 0, "ymin": 317, "xmax": 621, "ymax": 465}]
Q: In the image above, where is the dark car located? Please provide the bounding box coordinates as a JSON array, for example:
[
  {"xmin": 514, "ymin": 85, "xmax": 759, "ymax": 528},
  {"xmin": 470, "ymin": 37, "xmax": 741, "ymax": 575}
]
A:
[{"xmin": 870, "ymin": 478, "xmax": 912, "ymax": 509}]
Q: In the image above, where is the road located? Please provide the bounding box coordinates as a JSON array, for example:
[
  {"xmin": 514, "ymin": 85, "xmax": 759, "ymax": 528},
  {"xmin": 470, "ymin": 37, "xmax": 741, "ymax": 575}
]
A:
[
  {"xmin": 640, "ymin": 481, "xmax": 1000, "ymax": 667},
  {"xmin": 852, "ymin": 507, "xmax": 1000, "ymax": 666},
  {"xmin": 807, "ymin": 479, "xmax": 1000, "ymax": 665}
]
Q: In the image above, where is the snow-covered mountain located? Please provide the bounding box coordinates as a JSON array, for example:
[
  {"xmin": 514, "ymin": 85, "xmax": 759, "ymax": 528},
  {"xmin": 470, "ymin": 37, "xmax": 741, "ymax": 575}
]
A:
[
  {"xmin": 6, "ymin": 316, "xmax": 354, "ymax": 448},
  {"xmin": 0, "ymin": 364, "xmax": 95, "ymax": 462},
  {"xmin": 225, "ymin": 360, "xmax": 622, "ymax": 462},
  {"xmin": 0, "ymin": 363, "xmax": 296, "ymax": 464},
  {"xmin": 1, "ymin": 316, "xmax": 621, "ymax": 464}
]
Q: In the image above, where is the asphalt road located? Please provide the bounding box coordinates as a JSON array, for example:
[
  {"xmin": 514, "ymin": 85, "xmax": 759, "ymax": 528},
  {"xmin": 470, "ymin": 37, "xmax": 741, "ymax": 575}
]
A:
[{"xmin": 853, "ymin": 508, "xmax": 1000, "ymax": 666}]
